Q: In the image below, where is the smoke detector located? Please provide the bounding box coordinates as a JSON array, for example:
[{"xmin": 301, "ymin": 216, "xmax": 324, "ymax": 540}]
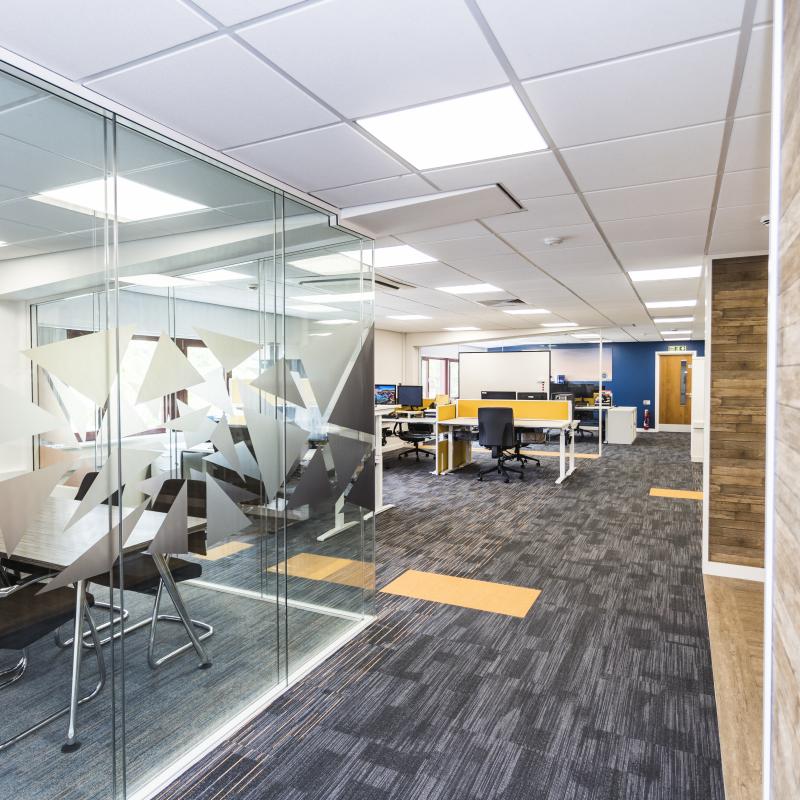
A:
[
  {"xmin": 760, "ymin": 215, "xmax": 770, "ymax": 226},
  {"xmin": 543, "ymin": 236, "xmax": 564, "ymax": 247}
]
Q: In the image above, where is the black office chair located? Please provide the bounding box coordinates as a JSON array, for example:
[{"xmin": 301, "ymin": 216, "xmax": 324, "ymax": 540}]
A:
[
  {"xmin": 510, "ymin": 429, "xmax": 542, "ymax": 469},
  {"xmin": 0, "ymin": 576, "xmax": 106, "ymax": 752},
  {"xmin": 397, "ymin": 421, "xmax": 435, "ymax": 461},
  {"xmin": 477, "ymin": 407, "xmax": 523, "ymax": 483}
]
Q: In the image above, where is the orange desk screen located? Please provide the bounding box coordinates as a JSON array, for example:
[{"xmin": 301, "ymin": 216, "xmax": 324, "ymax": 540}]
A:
[{"xmin": 456, "ymin": 399, "xmax": 570, "ymax": 421}]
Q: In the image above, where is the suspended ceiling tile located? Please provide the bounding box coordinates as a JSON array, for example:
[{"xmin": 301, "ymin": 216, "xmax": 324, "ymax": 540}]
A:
[
  {"xmin": 584, "ymin": 175, "xmax": 716, "ymax": 221},
  {"xmin": 725, "ymin": 113, "xmax": 771, "ymax": 172},
  {"xmin": 717, "ymin": 168, "xmax": 770, "ymax": 207},
  {"xmin": 504, "ymin": 223, "xmax": 602, "ymax": 253},
  {"xmin": 400, "ymin": 221, "xmax": 488, "ymax": 245},
  {"xmin": 314, "ymin": 174, "xmax": 436, "ymax": 208},
  {"xmin": 754, "ymin": 0, "xmax": 773, "ymax": 23},
  {"xmin": 735, "ymin": 24, "xmax": 773, "ymax": 117},
  {"xmin": 474, "ymin": 0, "xmax": 745, "ymax": 79},
  {"xmin": 523, "ymin": 34, "xmax": 737, "ymax": 148},
  {"xmin": 530, "ymin": 244, "xmax": 618, "ymax": 270},
  {"xmin": 192, "ymin": 0, "xmax": 298, "ymax": 26},
  {"xmin": 417, "ymin": 235, "xmax": 513, "ymax": 261},
  {"xmin": 227, "ymin": 124, "xmax": 408, "ymax": 192},
  {"xmin": 562, "ymin": 122, "xmax": 725, "ymax": 192},
  {"xmin": 601, "ymin": 210, "xmax": 710, "ymax": 244},
  {"xmin": 614, "ymin": 235, "xmax": 706, "ymax": 269},
  {"xmin": 379, "ymin": 263, "xmax": 467, "ymax": 288},
  {"xmin": 239, "ymin": 0, "xmax": 507, "ymax": 118},
  {"xmin": 443, "ymin": 253, "xmax": 533, "ymax": 272},
  {"xmin": 0, "ymin": 0, "xmax": 215, "ymax": 80},
  {"xmin": 635, "ymin": 278, "xmax": 701, "ymax": 303},
  {"xmin": 424, "ymin": 151, "xmax": 572, "ymax": 201},
  {"xmin": 483, "ymin": 194, "xmax": 590, "ymax": 233},
  {"xmin": 88, "ymin": 37, "xmax": 336, "ymax": 150},
  {"xmin": 709, "ymin": 204, "xmax": 769, "ymax": 253}
]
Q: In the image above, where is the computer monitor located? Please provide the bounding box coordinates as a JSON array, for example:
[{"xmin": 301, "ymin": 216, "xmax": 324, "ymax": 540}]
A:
[
  {"xmin": 518, "ymin": 391, "xmax": 548, "ymax": 400},
  {"xmin": 374, "ymin": 384, "xmax": 397, "ymax": 405},
  {"xmin": 397, "ymin": 384, "xmax": 423, "ymax": 408},
  {"xmin": 481, "ymin": 390, "xmax": 516, "ymax": 400}
]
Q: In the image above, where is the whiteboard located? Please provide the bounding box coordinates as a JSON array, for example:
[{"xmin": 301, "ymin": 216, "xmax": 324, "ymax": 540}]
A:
[
  {"xmin": 459, "ymin": 351, "xmax": 550, "ymax": 398},
  {"xmin": 551, "ymin": 347, "xmax": 612, "ymax": 381}
]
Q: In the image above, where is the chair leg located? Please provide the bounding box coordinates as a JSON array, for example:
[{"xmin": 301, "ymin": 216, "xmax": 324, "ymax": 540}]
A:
[
  {"xmin": 148, "ymin": 560, "xmax": 213, "ymax": 670},
  {"xmin": 0, "ymin": 602, "xmax": 106, "ymax": 753},
  {"xmin": 0, "ymin": 649, "xmax": 28, "ymax": 689},
  {"xmin": 54, "ymin": 591, "xmax": 130, "ymax": 649}
]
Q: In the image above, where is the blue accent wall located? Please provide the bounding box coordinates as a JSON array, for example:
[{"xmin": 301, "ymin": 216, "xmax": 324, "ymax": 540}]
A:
[{"xmin": 488, "ymin": 340, "xmax": 705, "ymax": 427}]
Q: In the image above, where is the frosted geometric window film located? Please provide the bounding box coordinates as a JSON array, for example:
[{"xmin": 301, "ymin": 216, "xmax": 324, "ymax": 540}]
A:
[
  {"xmin": 327, "ymin": 326, "xmax": 375, "ymax": 436},
  {"xmin": 205, "ymin": 474, "xmax": 251, "ymax": 545},
  {"xmin": 165, "ymin": 402, "xmax": 216, "ymax": 449},
  {"xmin": 24, "ymin": 324, "xmax": 136, "ymax": 405},
  {"xmin": 146, "ymin": 481, "xmax": 188, "ymax": 555},
  {"xmin": 99, "ymin": 381, "xmax": 150, "ymax": 439},
  {"xmin": 346, "ymin": 456, "xmax": 375, "ymax": 511},
  {"xmin": 250, "ymin": 358, "xmax": 305, "ymax": 408},
  {"xmin": 66, "ymin": 448, "xmax": 162, "ymax": 529},
  {"xmin": 208, "ymin": 416, "xmax": 244, "ymax": 480},
  {"xmin": 136, "ymin": 333, "xmax": 204, "ymax": 404},
  {"xmin": 40, "ymin": 500, "xmax": 150, "ymax": 595},
  {"xmin": 328, "ymin": 432, "xmax": 367, "ymax": 497},
  {"xmin": 193, "ymin": 327, "xmax": 260, "ymax": 372},
  {"xmin": 286, "ymin": 448, "xmax": 332, "ymax": 510},
  {"xmin": 204, "ymin": 440, "xmax": 260, "ymax": 481},
  {"xmin": 192, "ymin": 370, "xmax": 234, "ymax": 416},
  {"xmin": 0, "ymin": 383, "xmax": 63, "ymax": 444},
  {"xmin": 0, "ymin": 461, "xmax": 73, "ymax": 556}
]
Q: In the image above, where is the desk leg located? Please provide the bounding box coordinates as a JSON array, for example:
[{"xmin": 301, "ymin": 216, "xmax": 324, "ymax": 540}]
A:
[
  {"xmin": 318, "ymin": 494, "xmax": 363, "ymax": 540},
  {"xmin": 555, "ymin": 427, "xmax": 578, "ymax": 485},
  {"xmin": 62, "ymin": 580, "xmax": 86, "ymax": 752}
]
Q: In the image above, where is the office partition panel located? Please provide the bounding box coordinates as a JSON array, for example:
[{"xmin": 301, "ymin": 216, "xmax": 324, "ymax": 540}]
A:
[{"xmin": 0, "ymin": 63, "xmax": 375, "ymax": 800}]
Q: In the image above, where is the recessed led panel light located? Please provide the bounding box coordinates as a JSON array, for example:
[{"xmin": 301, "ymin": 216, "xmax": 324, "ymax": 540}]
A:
[
  {"xmin": 436, "ymin": 284, "xmax": 502, "ymax": 295},
  {"xmin": 654, "ymin": 316, "xmax": 694, "ymax": 323},
  {"xmin": 32, "ymin": 176, "xmax": 206, "ymax": 223},
  {"xmin": 287, "ymin": 304, "xmax": 341, "ymax": 313},
  {"xmin": 317, "ymin": 319, "xmax": 357, "ymax": 325},
  {"xmin": 120, "ymin": 274, "xmax": 199, "ymax": 288},
  {"xmin": 0, "ymin": 240, "xmax": 7, "ymax": 247},
  {"xmin": 629, "ymin": 265, "xmax": 702, "ymax": 282},
  {"xmin": 309, "ymin": 332, "xmax": 333, "ymax": 337},
  {"xmin": 289, "ymin": 253, "xmax": 361, "ymax": 276},
  {"xmin": 541, "ymin": 322, "xmax": 578, "ymax": 328},
  {"xmin": 343, "ymin": 245, "xmax": 436, "ymax": 268},
  {"xmin": 663, "ymin": 338, "xmax": 691, "ymax": 342},
  {"xmin": 185, "ymin": 268, "xmax": 251, "ymax": 282},
  {"xmin": 661, "ymin": 329, "xmax": 692, "ymax": 335},
  {"xmin": 645, "ymin": 299, "xmax": 697, "ymax": 309},
  {"xmin": 501, "ymin": 308, "xmax": 549, "ymax": 316},
  {"xmin": 291, "ymin": 292, "xmax": 374, "ymax": 303},
  {"xmin": 388, "ymin": 314, "xmax": 431, "ymax": 320},
  {"xmin": 444, "ymin": 326, "xmax": 480, "ymax": 331},
  {"xmin": 358, "ymin": 86, "xmax": 547, "ymax": 170}
]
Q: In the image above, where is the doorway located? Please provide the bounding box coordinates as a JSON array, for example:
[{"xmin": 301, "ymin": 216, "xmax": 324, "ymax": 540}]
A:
[{"xmin": 656, "ymin": 351, "xmax": 694, "ymax": 431}]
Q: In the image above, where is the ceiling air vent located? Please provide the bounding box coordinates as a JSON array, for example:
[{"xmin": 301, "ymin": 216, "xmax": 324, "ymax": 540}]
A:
[
  {"xmin": 477, "ymin": 298, "xmax": 525, "ymax": 308},
  {"xmin": 296, "ymin": 273, "xmax": 415, "ymax": 291}
]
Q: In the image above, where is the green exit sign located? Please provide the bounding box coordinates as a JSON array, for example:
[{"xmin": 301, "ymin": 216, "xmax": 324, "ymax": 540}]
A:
[{"xmin": 667, "ymin": 345, "xmax": 688, "ymax": 351}]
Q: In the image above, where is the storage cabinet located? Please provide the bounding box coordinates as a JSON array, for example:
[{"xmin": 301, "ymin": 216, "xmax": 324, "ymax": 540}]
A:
[{"xmin": 606, "ymin": 406, "xmax": 637, "ymax": 445}]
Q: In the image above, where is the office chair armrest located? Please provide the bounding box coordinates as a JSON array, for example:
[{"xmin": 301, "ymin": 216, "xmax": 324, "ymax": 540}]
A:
[{"xmin": 0, "ymin": 572, "xmax": 54, "ymax": 598}]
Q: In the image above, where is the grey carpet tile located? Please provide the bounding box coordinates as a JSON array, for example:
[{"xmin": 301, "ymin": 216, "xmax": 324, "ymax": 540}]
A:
[{"xmin": 154, "ymin": 433, "xmax": 720, "ymax": 800}]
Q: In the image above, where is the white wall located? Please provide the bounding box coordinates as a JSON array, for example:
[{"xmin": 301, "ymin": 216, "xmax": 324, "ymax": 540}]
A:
[
  {"xmin": 375, "ymin": 329, "xmax": 405, "ymax": 385},
  {"xmin": 0, "ymin": 300, "xmax": 33, "ymax": 475}
]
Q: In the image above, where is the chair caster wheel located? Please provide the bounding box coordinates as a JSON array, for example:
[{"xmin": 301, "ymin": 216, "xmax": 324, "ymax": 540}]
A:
[{"xmin": 504, "ymin": 477, "xmax": 510, "ymax": 483}]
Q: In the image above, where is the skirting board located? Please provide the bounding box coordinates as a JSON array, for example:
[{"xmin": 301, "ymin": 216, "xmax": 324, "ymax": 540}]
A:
[{"xmin": 703, "ymin": 560, "xmax": 765, "ymax": 583}]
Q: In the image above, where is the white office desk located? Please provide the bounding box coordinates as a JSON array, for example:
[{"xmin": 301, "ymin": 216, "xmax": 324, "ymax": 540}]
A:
[{"xmin": 435, "ymin": 417, "xmax": 577, "ymax": 484}]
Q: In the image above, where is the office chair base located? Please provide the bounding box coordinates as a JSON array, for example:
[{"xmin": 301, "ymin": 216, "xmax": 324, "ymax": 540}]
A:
[
  {"xmin": 0, "ymin": 649, "xmax": 28, "ymax": 688},
  {"xmin": 477, "ymin": 460, "xmax": 524, "ymax": 483},
  {"xmin": 396, "ymin": 446, "xmax": 434, "ymax": 462},
  {"xmin": 0, "ymin": 611, "xmax": 106, "ymax": 754}
]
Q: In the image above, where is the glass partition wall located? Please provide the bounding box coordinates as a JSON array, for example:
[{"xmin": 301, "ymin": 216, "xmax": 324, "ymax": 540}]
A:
[{"xmin": 0, "ymin": 65, "xmax": 375, "ymax": 800}]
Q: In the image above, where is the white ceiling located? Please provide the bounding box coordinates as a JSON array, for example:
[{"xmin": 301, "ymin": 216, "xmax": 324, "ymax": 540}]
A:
[{"xmin": 0, "ymin": 0, "xmax": 773, "ymax": 342}]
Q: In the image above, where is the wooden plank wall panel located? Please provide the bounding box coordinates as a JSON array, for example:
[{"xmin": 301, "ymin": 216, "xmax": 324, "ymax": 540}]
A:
[
  {"xmin": 773, "ymin": 3, "xmax": 800, "ymax": 796},
  {"xmin": 709, "ymin": 256, "xmax": 768, "ymax": 567}
]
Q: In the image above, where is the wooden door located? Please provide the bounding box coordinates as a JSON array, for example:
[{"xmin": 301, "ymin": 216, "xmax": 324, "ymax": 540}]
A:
[{"xmin": 659, "ymin": 353, "xmax": 693, "ymax": 425}]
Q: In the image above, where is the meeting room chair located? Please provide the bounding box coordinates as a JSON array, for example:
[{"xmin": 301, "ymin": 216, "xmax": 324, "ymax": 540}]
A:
[
  {"xmin": 58, "ymin": 476, "xmax": 213, "ymax": 669},
  {"xmin": 397, "ymin": 421, "xmax": 435, "ymax": 461},
  {"xmin": 477, "ymin": 407, "xmax": 524, "ymax": 483},
  {"xmin": 0, "ymin": 575, "xmax": 106, "ymax": 752}
]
